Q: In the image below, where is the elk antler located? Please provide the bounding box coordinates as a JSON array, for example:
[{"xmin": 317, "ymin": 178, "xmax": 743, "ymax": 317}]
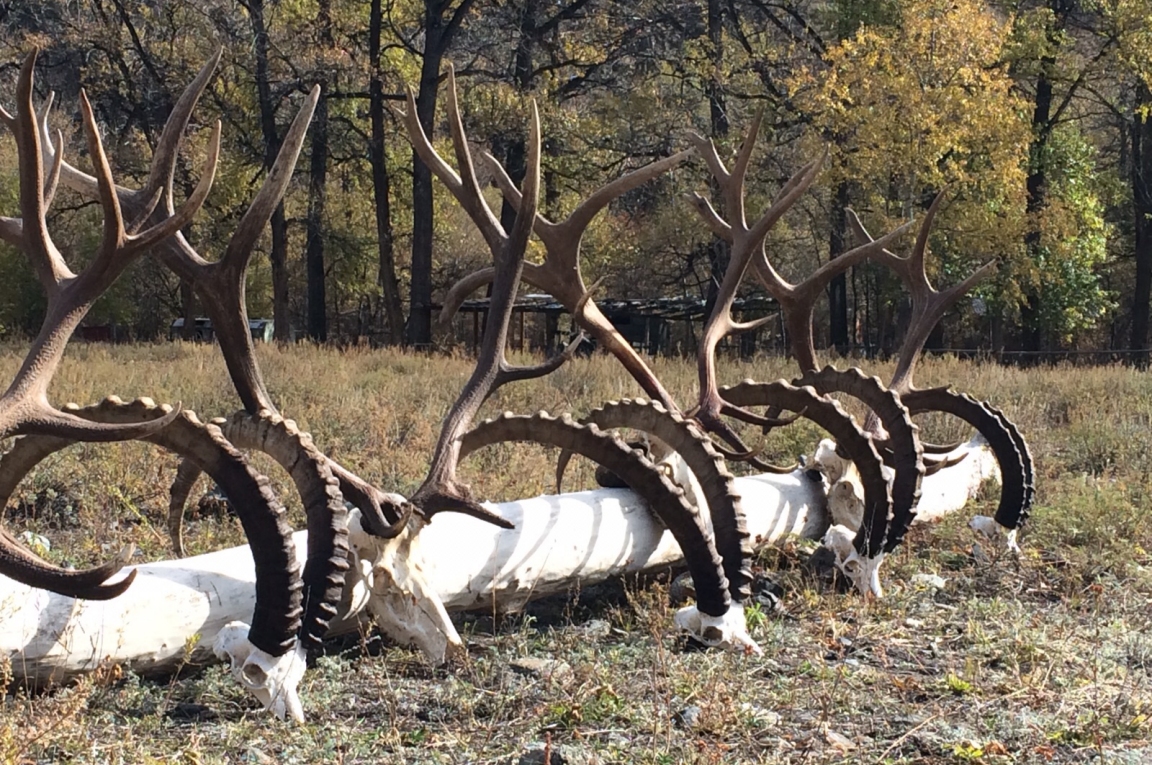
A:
[
  {"xmin": 683, "ymin": 116, "xmax": 916, "ymax": 595},
  {"xmin": 463, "ymin": 138, "xmax": 772, "ymax": 608},
  {"xmin": 709, "ymin": 165, "xmax": 926, "ymax": 555},
  {"xmin": 683, "ymin": 113, "xmax": 823, "ymax": 451},
  {"xmin": 847, "ymin": 196, "xmax": 1033, "ymax": 542},
  {"xmin": 438, "ymin": 147, "xmax": 693, "ymax": 413},
  {"xmin": 34, "ymin": 56, "xmax": 357, "ymax": 647},
  {"xmin": 398, "ymin": 72, "xmax": 752, "ymax": 639},
  {"xmin": 396, "ymin": 67, "xmax": 581, "ymax": 525},
  {"xmin": 0, "ymin": 50, "xmax": 226, "ymax": 597},
  {"xmin": 0, "ymin": 51, "xmax": 200, "ymax": 444}
]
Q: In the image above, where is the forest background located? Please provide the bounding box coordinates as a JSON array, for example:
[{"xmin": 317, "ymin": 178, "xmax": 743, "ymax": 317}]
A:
[{"xmin": 1, "ymin": 0, "xmax": 1151, "ymax": 363}]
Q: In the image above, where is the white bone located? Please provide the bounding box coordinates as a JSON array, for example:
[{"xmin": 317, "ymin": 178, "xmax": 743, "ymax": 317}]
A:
[
  {"xmin": 969, "ymin": 515, "xmax": 1021, "ymax": 553},
  {"xmin": 213, "ymin": 622, "xmax": 306, "ymax": 723},
  {"xmin": 822, "ymin": 524, "xmax": 885, "ymax": 598},
  {"xmin": 673, "ymin": 603, "xmax": 763, "ymax": 654},
  {"xmin": 343, "ymin": 510, "xmax": 464, "ymax": 664},
  {"xmin": 2, "ymin": 442, "xmax": 996, "ymax": 703}
]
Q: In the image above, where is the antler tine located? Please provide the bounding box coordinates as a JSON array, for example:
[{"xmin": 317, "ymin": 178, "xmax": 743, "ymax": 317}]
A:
[
  {"xmin": 36, "ymin": 91, "xmax": 100, "ymax": 199},
  {"xmin": 404, "ymin": 91, "xmax": 548, "ymax": 528},
  {"xmin": 395, "ymin": 87, "xmax": 466, "ymax": 212},
  {"xmin": 437, "ymin": 265, "xmax": 498, "ymax": 332},
  {"xmin": 685, "ymin": 131, "xmax": 732, "ymax": 190},
  {"xmin": 443, "ymin": 67, "xmax": 504, "ymax": 252},
  {"xmin": 746, "ymin": 151, "xmax": 823, "ymax": 252},
  {"xmin": 10, "ymin": 51, "xmax": 70, "ymax": 292},
  {"xmin": 144, "ymin": 48, "xmax": 222, "ymax": 209},
  {"xmin": 846, "ymin": 199, "xmax": 998, "ymax": 393},
  {"xmin": 503, "ymin": 100, "xmax": 540, "ymax": 264},
  {"xmin": 909, "ymin": 189, "xmax": 946, "ymax": 279},
  {"xmin": 125, "ymin": 122, "xmax": 219, "ymax": 256},
  {"xmin": 222, "ymin": 85, "xmax": 319, "ymax": 276},
  {"xmin": 561, "ymin": 150, "xmax": 691, "ymax": 239},
  {"xmin": 728, "ymin": 109, "xmax": 766, "ymax": 227},
  {"xmin": 79, "ymin": 90, "xmax": 127, "ymax": 269},
  {"xmin": 13, "ymin": 404, "xmax": 182, "ymax": 441},
  {"xmin": 43, "ymin": 129, "xmax": 63, "ymax": 211},
  {"xmin": 686, "ymin": 192, "xmax": 733, "ymax": 242}
]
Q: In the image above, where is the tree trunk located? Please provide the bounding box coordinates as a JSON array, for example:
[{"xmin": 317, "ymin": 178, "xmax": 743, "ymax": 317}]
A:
[
  {"xmin": 1130, "ymin": 82, "xmax": 1152, "ymax": 367},
  {"xmin": 408, "ymin": 9, "xmax": 444, "ymax": 347},
  {"xmin": 305, "ymin": 2, "xmax": 332, "ymax": 343},
  {"xmin": 702, "ymin": 0, "xmax": 730, "ymax": 321},
  {"xmin": 405, "ymin": 1, "xmax": 477, "ymax": 347},
  {"xmin": 370, "ymin": 0, "xmax": 406, "ymax": 345},
  {"xmin": 828, "ymin": 182, "xmax": 851, "ymax": 354},
  {"xmin": 179, "ymin": 279, "xmax": 197, "ymax": 340},
  {"xmin": 248, "ymin": 0, "xmax": 292, "ymax": 343}
]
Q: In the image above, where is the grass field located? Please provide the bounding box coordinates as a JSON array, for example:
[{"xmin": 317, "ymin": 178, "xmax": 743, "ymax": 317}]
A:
[{"xmin": 2, "ymin": 341, "xmax": 1152, "ymax": 764}]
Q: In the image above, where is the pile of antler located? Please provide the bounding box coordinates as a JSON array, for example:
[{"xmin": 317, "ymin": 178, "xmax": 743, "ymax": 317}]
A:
[{"xmin": 0, "ymin": 53, "xmax": 1031, "ymax": 721}]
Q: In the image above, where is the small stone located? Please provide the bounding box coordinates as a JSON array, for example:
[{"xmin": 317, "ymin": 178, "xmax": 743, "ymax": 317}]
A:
[
  {"xmin": 673, "ymin": 705, "xmax": 703, "ymax": 730},
  {"xmin": 508, "ymin": 657, "xmax": 573, "ymax": 685},
  {"xmin": 911, "ymin": 573, "xmax": 947, "ymax": 590},
  {"xmin": 244, "ymin": 747, "xmax": 276, "ymax": 764},
  {"xmin": 669, "ymin": 572, "xmax": 696, "ymax": 605},
  {"xmin": 823, "ymin": 727, "xmax": 856, "ymax": 752},
  {"xmin": 579, "ymin": 619, "xmax": 611, "ymax": 638},
  {"xmin": 740, "ymin": 702, "xmax": 781, "ymax": 727},
  {"xmin": 515, "ymin": 741, "xmax": 591, "ymax": 765}
]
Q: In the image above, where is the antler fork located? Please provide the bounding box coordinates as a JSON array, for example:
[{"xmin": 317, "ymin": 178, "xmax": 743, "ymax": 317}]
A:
[{"xmin": 847, "ymin": 195, "xmax": 1033, "ymax": 548}]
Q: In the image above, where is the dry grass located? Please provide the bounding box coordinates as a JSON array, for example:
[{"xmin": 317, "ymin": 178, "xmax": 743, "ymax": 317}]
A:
[{"xmin": 2, "ymin": 341, "xmax": 1152, "ymax": 764}]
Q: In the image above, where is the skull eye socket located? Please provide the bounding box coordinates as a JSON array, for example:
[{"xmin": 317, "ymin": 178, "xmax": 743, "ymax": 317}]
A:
[{"xmin": 242, "ymin": 661, "xmax": 268, "ymax": 686}]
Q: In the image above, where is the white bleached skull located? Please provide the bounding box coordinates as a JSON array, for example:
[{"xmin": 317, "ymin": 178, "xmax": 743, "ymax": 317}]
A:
[
  {"xmin": 673, "ymin": 603, "xmax": 763, "ymax": 655},
  {"xmin": 811, "ymin": 439, "xmax": 873, "ymax": 531},
  {"xmin": 822, "ymin": 524, "xmax": 885, "ymax": 598},
  {"xmin": 213, "ymin": 622, "xmax": 306, "ymax": 723},
  {"xmin": 343, "ymin": 505, "xmax": 464, "ymax": 665},
  {"xmin": 812, "ymin": 439, "xmax": 851, "ymax": 484}
]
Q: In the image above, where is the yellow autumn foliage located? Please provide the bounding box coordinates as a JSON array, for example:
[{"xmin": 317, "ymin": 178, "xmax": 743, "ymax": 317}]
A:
[{"xmin": 795, "ymin": 0, "xmax": 1031, "ymax": 281}]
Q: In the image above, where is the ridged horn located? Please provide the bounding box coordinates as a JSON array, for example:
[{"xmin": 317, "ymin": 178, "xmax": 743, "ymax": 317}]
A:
[{"xmin": 459, "ymin": 411, "xmax": 732, "ymax": 618}]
